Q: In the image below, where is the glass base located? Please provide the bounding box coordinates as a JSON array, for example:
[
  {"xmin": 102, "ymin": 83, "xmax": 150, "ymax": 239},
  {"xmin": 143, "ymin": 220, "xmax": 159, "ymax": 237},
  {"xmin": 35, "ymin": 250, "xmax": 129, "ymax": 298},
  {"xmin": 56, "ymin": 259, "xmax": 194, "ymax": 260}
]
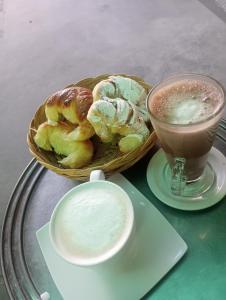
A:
[
  {"xmin": 164, "ymin": 162, "xmax": 216, "ymax": 198},
  {"xmin": 146, "ymin": 147, "xmax": 226, "ymax": 210}
]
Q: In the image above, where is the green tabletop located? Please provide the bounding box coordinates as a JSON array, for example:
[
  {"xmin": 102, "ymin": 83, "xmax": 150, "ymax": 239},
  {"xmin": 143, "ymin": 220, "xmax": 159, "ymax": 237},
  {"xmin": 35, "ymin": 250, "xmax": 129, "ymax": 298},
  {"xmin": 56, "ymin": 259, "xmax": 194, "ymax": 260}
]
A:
[{"xmin": 123, "ymin": 144, "xmax": 226, "ymax": 300}]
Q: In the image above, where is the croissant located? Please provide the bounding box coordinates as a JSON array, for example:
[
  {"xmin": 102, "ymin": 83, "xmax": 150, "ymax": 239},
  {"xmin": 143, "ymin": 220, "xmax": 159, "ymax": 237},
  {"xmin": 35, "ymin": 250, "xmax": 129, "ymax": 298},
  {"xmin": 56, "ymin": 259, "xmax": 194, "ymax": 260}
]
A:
[
  {"xmin": 34, "ymin": 121, "xmax": 94, "ymax": 168},
  {"xmin": 45, "ymin": 86, "xmax": 95, "ymax": 141},
  {"xmin": 87, "ymin": 97, "xmax": 149, "ymax": 152},
  {"xmin": 45, "ymin": 86, "xmax": 93, "ymax": 123},
  {"xmin": 92, "ymin": 76, "xmax": 149, "ymax": 122}
]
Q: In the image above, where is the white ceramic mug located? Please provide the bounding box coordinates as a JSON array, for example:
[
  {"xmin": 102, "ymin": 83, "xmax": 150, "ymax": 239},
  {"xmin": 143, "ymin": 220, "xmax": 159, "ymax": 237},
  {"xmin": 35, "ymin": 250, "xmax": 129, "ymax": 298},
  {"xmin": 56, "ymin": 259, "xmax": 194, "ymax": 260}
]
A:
[{"xmin": 49, "ymin": 170, "xmax": 134, "ymax": 266}]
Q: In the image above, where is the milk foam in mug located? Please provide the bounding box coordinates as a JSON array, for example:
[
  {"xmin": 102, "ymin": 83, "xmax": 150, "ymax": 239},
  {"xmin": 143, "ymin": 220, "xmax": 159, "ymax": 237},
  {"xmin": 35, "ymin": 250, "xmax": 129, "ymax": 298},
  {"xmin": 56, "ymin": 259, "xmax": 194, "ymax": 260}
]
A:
[{"xmin": 49, "ymin": 170, "xmax": 134, "ymax": 266}]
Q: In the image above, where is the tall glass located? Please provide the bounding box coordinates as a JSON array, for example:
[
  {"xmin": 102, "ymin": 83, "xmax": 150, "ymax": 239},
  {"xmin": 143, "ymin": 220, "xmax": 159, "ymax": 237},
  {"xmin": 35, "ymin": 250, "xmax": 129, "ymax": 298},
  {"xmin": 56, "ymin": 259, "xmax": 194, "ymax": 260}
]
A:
[{"xmin": 147, "ymin": 74, "xmax": 225, "ymax": 197}]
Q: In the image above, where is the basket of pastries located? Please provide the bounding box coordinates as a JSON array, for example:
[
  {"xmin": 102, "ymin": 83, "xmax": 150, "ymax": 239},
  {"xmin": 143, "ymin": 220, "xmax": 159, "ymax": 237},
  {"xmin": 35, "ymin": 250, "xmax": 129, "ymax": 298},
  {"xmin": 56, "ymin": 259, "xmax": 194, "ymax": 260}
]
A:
[{"xmin": 27, "ymin": 74, "xmax": 157, "ymax": 180}]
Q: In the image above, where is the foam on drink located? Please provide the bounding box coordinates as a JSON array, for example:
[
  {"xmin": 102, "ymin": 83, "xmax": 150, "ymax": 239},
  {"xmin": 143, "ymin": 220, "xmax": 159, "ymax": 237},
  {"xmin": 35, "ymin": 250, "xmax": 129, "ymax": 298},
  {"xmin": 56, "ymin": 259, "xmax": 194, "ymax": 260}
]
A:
[
  {"xmin": 52, "ymin": 184, "xmax": 130, "ymax": 261},
  {"xmin": 149, "ymin": 79, "xmax": 223, "ymax": 124}
]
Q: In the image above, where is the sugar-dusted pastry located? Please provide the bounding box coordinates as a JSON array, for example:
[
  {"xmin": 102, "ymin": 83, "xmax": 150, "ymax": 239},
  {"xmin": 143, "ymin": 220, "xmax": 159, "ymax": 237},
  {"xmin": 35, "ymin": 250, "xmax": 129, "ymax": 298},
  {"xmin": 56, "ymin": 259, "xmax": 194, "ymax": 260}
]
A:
[
  {"xmin": 34, "ymin": 121, "xmax": 94, "ymax": 168},
  {"xmin": 87, "ymin": 97, "xmax": 149, "ymax": 152},
  {"xmin": 45, "ymin": 86, "xmax": 95, "ymax": 141},
  {"xmin": 92, "ymin": 76, "xmax": 149, "ymax": 122},
  {"xmin": 118, "ymin": 134, "xmax": 144, "ymax": 153}
]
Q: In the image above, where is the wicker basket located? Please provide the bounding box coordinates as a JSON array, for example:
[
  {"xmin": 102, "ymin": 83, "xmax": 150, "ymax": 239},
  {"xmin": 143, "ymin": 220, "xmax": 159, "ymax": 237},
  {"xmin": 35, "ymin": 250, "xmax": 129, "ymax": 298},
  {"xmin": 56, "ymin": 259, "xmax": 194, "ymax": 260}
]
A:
[{"xmin": 27, "ymin": 74, "xmax": 157, "ymax": 180}]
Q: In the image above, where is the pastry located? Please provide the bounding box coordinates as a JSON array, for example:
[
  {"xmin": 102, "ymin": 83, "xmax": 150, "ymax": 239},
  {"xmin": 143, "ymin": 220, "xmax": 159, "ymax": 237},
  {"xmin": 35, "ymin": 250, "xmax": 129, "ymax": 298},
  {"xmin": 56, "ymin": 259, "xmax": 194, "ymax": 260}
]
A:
[
  {"xmin": 34, "ymin": 121, "xmax": 94, "ymax": 168},
  {"xmin": 92, "ymin": 76, "xmax": 149, "ymax": 122},
  {"xmin": 87, "ymin": 97, "xmax": 149, "ymax": 152},
  {"xmin": 118, "ymin": 134, "xmax": 144, "ymax": 153},
  {"xmin": 45, "ymin": 86, "xmax": 95, "ymax": 141},
  {"xmin": 66, "ymin": 119, "xmax": 95, "ymax": 141},
  {"xmin": 45, "ymin": 86, "xmax": 93, "ymax": 124}
]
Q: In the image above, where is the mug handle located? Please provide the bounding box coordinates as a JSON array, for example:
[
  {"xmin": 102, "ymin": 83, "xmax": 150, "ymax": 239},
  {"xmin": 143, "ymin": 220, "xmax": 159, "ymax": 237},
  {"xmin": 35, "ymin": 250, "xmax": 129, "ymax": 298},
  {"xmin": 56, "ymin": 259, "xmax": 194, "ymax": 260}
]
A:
[
  {"xmin": 171, "ymin": 157, "xmax": 187, "ymax": 195},
  {"xmin": 89, "ymin": 170, "xmax": 105, "ymax": 181}
]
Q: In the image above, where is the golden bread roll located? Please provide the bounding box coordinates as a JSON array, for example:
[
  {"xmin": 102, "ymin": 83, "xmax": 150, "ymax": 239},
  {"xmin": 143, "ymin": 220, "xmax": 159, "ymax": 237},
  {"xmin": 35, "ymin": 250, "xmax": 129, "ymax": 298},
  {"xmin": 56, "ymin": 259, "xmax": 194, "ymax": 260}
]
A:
[
  {"xmin": 34, "ymin": 121, "xmax": 94, "ymax": 168},
  {"xmin": 45, "ymin": 87, "xmax": 93, "ymax": 125},
  {"xmin": 87, "ymin": 97, "xmax": 149, "ymax": 152},
  {"xmin": 66, "ymin": 119, "xmax": 95, "ymax": 141},
  {"xmin": 44, "ymin": 86, "xmax": 95, "ymax": 141},
  {"xmin": 92, "ymin": 76, "xmax": 149, "ymax": 122}
]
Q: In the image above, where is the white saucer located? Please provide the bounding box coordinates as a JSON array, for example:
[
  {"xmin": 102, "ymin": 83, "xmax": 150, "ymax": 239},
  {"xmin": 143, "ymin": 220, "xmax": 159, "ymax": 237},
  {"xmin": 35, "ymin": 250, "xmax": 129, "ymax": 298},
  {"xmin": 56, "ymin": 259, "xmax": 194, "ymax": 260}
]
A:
[
  {"xmin": 37, "ymin": 173, "xmax": 187, "ymax": 300},
  {"xmin": 147, "ymin": 147, "xmax": 226, "ymax": 211}
]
